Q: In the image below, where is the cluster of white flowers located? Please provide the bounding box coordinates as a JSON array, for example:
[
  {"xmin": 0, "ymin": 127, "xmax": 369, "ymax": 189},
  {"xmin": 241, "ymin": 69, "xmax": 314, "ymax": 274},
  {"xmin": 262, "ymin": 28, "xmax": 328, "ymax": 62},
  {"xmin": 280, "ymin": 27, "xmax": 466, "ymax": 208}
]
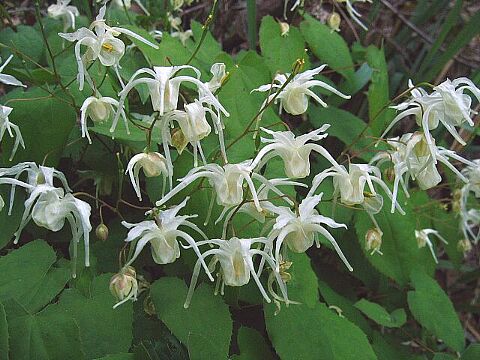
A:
[
  {"xmin": 1, "ymin": 2, "xmax": 479, "ymax": 312},
  {"xmin": 371, "ymin": 78, "xmax": 480, "ymax": 261}
]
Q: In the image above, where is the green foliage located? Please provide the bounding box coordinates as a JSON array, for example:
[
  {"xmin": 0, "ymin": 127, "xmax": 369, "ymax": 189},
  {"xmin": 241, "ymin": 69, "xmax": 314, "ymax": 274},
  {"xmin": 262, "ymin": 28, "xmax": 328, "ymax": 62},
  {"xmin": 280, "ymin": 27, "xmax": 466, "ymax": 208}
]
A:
[
  {"xmin": 57, "ymin": 274, "xmax": 134, "ymax": 359},
  {"xmin": 407, "ymin": 271, "xmax": 465, "ymax": 352},
  {"xmin": 354, "ymin": 299, "xmax": 406, "ymax": 328},
  {"xmin": 259, "ymin": 16, "xmax": 307, "ymax": 74},
  {"xmin": 232, "ymin": 327, "xmax": 274, "ymax": 360},
  {"xmin": 150, "ymin": 277, "xmax": 233, "ymax": 360}
]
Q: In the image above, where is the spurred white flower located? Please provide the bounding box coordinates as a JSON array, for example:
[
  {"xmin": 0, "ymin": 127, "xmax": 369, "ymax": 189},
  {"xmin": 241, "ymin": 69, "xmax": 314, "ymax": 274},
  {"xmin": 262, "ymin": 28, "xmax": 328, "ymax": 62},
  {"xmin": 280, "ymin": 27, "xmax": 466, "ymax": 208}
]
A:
[
  {"xmin": 415, "ymin": 229, "xmax": 448, "ymax": 264},
  {"xmin": 126, "ymin": 152, "xmax": 168, "ymax": 201},
  {"xmin": 156, "ymin": 161, "xmax": 291, "ymax": 224},
  {"xmin": 462, "ymin": 159, "xmax": 480, "ymax": 198},
  {"xmin": 0, "ymin": 105, "xmax": 25, "ymax": 161},
  {"xmin": 110, "ymin": 266, "xmax": 139, "ymax": 308},
  {"xmin": 48, "ymin": 0, "xmax": 79, "ymax": 31},
  {"xmin": 0, "ymin": 163, "xmax": 91, "ymax": 276},
  {"xmin": 253, "ymin": 65, "xmax": 350, "ymax": 116},
  {"xmin": 251, "ymin": 125, "xmax": 342, "ymax": 179},
  {"xmin": 59, "ymin": 5, "xmax": 159, "ymax": 90},
  {"xmin": 365, "ymin": 228, "xmax": 383, "ymax": 255},
  {"xmin": 371, "ymin": 132, "xmax": 474, "ymax": 212},
  {"xmin": 309, "ymin": 163, "xmax": 404, "ymax": 218},
  {"xmin": 267, "ymin": 194, "xmax": 352, "ymax": 272},
  {"xmin": 382, "ymin": 78, "xmax": 480, "ymax": 164},
  {"xmin": 460, "ymin": 208, "xmax": 480, "ymax": 245},
  {"xmin": 183, "ymin": 237, "xmax": 290, "ymax": 308},
  {"xmin": 80, "ymin": 95, "xmax": 129, "ymax": 143},
  {"xmin": 115, "ymin": 65, "xmax": 228, "ymax": 119},
  {"xmin": 122, "ymin": 197, "xmax": 213, "ymax": 276},
  {"xmin": 0, "ymin": 55, "xmax": 27, "ymax": 88}
]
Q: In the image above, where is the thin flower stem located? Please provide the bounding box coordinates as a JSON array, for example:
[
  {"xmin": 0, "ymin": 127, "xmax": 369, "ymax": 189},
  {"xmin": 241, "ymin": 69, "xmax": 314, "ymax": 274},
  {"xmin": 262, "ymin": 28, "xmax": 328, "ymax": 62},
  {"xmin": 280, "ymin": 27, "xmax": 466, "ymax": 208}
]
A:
[{"xmin": 185, "ymin": 0, "xmax": 218, "ymax": 65}]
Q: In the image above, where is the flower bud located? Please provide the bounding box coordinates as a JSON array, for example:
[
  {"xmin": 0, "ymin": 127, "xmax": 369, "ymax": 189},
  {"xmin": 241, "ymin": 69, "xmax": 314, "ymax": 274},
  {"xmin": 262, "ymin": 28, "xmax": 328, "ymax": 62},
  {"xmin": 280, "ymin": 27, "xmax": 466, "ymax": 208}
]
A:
[
  {"xmin": 278, "ymin": 21, "xmax": 290, "ymax": 37},
  {"xmin": 95, "ymin": 223, "xmax": 109, "ymax": 241},
  {"xmin": 365, "ymin": 228, "xmax": 383, "ymax": 255},
  {"xmin": 171, "ymin": 128, "xmax": 188, "ymax": 154},
  {"xmin": 328, "ymin": 12, "xmax": 341, "ymax": 32},
  {"xmin": 457, "ymin": 239, "xmax": 472, "ymax": 254},
  {"xmin": 110, "ymin": 266, "xmax": 138, "ymax": 308}
]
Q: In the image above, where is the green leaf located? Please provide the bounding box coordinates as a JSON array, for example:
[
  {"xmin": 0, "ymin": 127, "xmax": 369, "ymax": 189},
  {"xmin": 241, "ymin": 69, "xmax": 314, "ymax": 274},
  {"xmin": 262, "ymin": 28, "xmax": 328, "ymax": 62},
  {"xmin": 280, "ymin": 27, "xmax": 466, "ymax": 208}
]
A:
[
  {"xmin": 57, "ymin": 274, "xmax": 134, "ymax": 359},
  {"xmin": 354, "ymin": 299, "xmax": 406, "ymax": 328},
  {"xmin": 232, "ymin": 327, "xmax": 274, "ymax": 360},
  {"xmin": 300, "ymin": 14, "xmax": 355, "ymax": 82},
  {"xmin": 371, "ymin": 331, "xmax": 422, "ymax": 360},
  {"xmin": 4, "ymin": 299, "xmax": 84, "ymax": 360},
  {"xmin": 259, "ymin": 16, "xmax": 307, "ymax": 74},
  {"xmin": 462, "ymin": 343, "xmax": 480, "ymax": 360},
  {"xmin": 150, "ymin": 277, "xmax": 233, "ymax": 360},
  {"xmin": 318, "ymin": 281, "xmax": 371, "ymax": 335},
  {"xmin": 286, "ymin": 252, "xmax": 319, "ymax": 307},
  {"xmin": 94, "ymin": 354, "xmax": 134, "ymax": 360},
  {"xmin": 0, "ymin": 302, "xmax": 8, "ymax": 360},
  {"xmin": 308, "ymin": 105, "xmax": 374, "ymax": 161},
  {"xmin": 354, "ymin": 192, "xmax": 435, "ymax": 285},
  {"xmin": 407, "ymin": 271, "xmax": 464, "ymax": 352},
  {"xmin": 0, "ymin": 240, "xmax": 55, "ymax": 304},
  {"xmin": 0, "ymin": 25, "xmax": 44, "ymax": 66},
  {"xmin": 365, "ymin": 46, "xmax": 395, "ymax": 137},
  {"xmin": 1, "ymin": 87, "xmax": 76, "ymax": 166},
  {"xmin": 265, "ymin": 302, "xmax": 377, "ymax": 360}
]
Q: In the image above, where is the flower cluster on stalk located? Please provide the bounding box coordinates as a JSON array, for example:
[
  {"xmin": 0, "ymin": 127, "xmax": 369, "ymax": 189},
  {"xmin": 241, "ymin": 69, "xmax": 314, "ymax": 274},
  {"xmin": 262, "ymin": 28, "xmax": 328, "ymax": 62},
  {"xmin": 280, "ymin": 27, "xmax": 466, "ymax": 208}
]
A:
[{"xmin": 1, "ymin": 2, "xmax": 479, "ymax": 313}]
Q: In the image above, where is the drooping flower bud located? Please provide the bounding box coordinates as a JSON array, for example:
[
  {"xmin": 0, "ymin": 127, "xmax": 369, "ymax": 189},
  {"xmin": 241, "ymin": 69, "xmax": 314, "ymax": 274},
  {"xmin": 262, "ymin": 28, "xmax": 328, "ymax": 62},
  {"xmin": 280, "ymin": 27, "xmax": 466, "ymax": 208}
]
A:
[
  {"xmin": 365, "ymin": 228, "xmax": 383, "ymax": 255},
  {"xmin": 328, "ymin": 12, "xmax": 341, "ymax": 32},
  {"xmin": 457, "ymin": 239, "xmax": 472, "ymax": 254},
  {"xmin": 110, "ymin": 266, "xmax": 138, "ymax": 308},
  {"xmin": 95, "ymin": 223, "xmax": 109, "ymax": 241}
]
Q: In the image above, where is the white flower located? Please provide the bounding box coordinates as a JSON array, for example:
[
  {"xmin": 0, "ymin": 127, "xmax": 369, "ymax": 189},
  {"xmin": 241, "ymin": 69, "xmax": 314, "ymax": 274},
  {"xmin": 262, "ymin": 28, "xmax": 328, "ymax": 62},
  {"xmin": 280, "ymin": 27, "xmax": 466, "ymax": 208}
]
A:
[
  {"xmin": 168, "ymin": 13, "xmax": 182, "ymax": 31},
  {"xmin": 251, "ymin": 125, "xmax": 342, "ymax": 179},
  {"xmin": 184, "ymin": 237, "xmax": 290, "ymax": 308},
  {"xmin": 156, "ymin": 161, "xmax": 290, "ymax": 224},
  {"xmin": 116, "ymin": 65, "xmax": 228, "ymax": 118},
  {"xmin": 121, "ymin": 197, "xmax": 213, "ymax": 276},
  {"xmin": 205, "ymin": 63, "xmax": 227, "ymax": 94},
  {"xmin": 371, "ymin": 132, "xmax": 474, "ymax": 212},
  {"xmin": 171, "ymin": 30, "xmax": 193, "ymax": 46},
  {"xmin": 0, "ymin": 163, "xmax": 91, "ymax": 276},
  {"xmin": 221, "ymin": 178, "xmax": 307, "ymax": 238},
  {"xmin": 253, "ymin": 65, "xmax": 350, "ymax": 116},
  {"xmin": 415, "ymin": 229, "xmax": 448, "ymax": 264},
  {"xmin": 309, "ymin": 163, "xmax": 404, "ymax": 215},
  {"xmin": 460, "ymin": 208, "xmax": 480, "ymax": 245},
  {"xmin": 336, "ymin": 0, "xmax": 372, "ymax": 31},
  {"xmin": 0, "ymin": 55, "xmax": 27, "ymax": 87},
  {"xmin": 462, "ymin": 159, "xmax": 480, "ymax": 198},
  {"xmin": 80, "ymin": 95, "xmax": 129, "ymax": 143},
  {"xmin": 382, "ymin": 78, "xmax": 480, "ymax": 163},
  {"xmin": 110, "ymin": 266, "xmax": 139, "ymax": 309},
  {"xmin": 267, "ymin": 194, "xmax": 352, "ymax": 272},
  {"xmin": 59, "ymin": 5, "xmax": 159, "ymax": 90},
  {"xmin": 0, "ymin": 105, "xmax": 25, "ymax": 161},
  {"xmin": 126, "ymin": 152, "xmax": 168, "ymax": 201},
  {"xmin": 48, "ymin": 0, "xmax": 79, "ymax": 31}
]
